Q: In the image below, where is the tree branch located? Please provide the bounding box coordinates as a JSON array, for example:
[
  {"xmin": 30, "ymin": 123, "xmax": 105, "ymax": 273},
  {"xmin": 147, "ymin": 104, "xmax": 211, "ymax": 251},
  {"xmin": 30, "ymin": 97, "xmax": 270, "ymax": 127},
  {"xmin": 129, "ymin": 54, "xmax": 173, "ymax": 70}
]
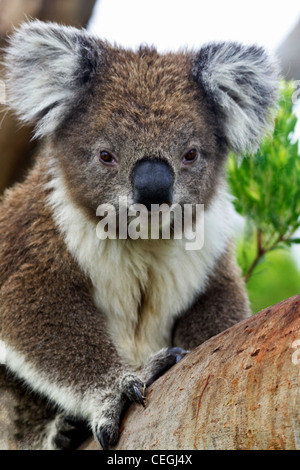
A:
[
  {"xmin": 244, "ymin": 229, "xmax": 265, "ymax": 283},
  {"xmin": 82, "ymin": 295, "xmax": 300, "ymax": 450}
]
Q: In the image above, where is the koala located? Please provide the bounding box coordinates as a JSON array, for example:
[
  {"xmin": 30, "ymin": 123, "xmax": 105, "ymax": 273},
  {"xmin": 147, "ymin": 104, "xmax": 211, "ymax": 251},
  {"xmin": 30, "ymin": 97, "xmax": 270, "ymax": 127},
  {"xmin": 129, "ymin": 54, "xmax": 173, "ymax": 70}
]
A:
[{"xmin": 0, "ymin": 20, "xmax": 278, "ymax": 450}]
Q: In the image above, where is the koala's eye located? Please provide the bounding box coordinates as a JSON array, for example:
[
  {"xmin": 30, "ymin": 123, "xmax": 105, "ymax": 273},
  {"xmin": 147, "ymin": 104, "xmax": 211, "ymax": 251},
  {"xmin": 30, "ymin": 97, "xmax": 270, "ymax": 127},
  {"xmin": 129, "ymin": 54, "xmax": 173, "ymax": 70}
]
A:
[
  {"xmin": 99, "ymin": 150, "xmax": 118, "ymax": 166},
  {"xmin": 182, "ymin": 148, "xmax": 199, "ymax": 165}
]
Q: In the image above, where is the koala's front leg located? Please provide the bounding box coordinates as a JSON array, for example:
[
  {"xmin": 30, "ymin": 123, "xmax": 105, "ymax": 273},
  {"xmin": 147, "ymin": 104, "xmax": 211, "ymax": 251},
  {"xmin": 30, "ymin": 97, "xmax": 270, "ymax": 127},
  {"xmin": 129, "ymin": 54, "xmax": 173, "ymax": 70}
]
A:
[
  {"xmin": 1, "ymin": 273, "xmax": 152, "ymax": 449},
  {"xmin": 1, "ymin": 272, "xmax": 187, "ymax": 450}
]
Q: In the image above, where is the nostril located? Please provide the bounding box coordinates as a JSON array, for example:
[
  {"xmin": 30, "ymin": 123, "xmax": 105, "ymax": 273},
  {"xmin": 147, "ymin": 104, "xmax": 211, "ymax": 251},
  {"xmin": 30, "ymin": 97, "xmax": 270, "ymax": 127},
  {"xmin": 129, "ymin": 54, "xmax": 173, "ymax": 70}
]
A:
[{"xmin": 134, "ymin": 187, "xmax": 173, "ymax": 211}]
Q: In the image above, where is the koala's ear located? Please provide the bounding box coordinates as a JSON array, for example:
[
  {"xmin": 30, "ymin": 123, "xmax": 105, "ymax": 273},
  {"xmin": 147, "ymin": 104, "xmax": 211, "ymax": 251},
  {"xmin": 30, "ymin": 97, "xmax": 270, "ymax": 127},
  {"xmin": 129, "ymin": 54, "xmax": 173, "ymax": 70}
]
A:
[
  {"xmin": 4, "ymin": 20, "xmax": 103, "ymax": 138},
  {"xmin": 193, "ymin": 42, "xmax": 279, "ymax": 154}
]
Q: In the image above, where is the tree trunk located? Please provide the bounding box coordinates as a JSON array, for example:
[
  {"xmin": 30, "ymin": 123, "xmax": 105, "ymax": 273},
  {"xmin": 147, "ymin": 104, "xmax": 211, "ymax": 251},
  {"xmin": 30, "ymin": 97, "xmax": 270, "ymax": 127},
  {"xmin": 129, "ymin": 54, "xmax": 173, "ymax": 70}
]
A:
[{"xmin": 83, "ymin": 295, "xmax": 300, "ymax": 450}]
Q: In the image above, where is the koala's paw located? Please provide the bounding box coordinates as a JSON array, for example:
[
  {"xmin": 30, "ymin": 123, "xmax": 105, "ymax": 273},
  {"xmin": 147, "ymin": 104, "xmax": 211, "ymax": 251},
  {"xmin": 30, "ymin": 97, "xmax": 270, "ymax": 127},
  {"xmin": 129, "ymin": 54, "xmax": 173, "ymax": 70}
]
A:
[
  {"xmin": 49, "ymin": 414, "xmax": 91, "ymax": 450},
  {"xmin": 93, "ymin": 374, "xmax": 147, "ymax": 450},
  {"xmin": 120, "ymin": 373, "xmax": 147, "ymax": 407},
  {"xmin": 92, "ymin": 350, "xmax": 187, "ymax": 450},
  {"xmin": 144, "ymin": 347, "xmax": 188, "ymax": 386}
]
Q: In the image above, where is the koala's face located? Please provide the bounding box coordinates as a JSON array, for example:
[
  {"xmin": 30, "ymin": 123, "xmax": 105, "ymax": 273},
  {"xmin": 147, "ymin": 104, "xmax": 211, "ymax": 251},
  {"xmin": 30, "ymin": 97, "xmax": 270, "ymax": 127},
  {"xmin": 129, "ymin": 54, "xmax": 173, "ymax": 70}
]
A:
[
  {"xmin": 55, "ymin": 48, "xmax": 223, "ymax": 218},
  {"xmin": 5, "ymin": 21, "xmax": 278, "ymax": 221}
]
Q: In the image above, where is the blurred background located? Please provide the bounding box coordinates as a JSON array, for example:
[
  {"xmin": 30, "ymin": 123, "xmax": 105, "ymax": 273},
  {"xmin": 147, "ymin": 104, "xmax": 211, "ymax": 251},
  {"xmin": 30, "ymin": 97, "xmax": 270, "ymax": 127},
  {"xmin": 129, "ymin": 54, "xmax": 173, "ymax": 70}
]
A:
[{"xmin": 0, "ymin": 0, "xmax": 300, "ymax": 313}]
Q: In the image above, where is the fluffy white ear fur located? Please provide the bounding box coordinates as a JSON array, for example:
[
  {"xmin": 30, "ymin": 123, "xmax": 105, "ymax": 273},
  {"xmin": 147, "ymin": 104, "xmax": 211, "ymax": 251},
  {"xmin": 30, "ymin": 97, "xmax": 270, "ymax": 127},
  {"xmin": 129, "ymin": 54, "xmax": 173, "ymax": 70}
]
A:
[
  {"xmin": 193, "ymin": 42, "xmax": 279, "ymax": 154},
  {"xmin": 5, "ymin": 23, "xmax": 278, "ymax": 150},
  {"xmin": 4, "ymin": 20, "xmax": 102, "ymax": 138}
]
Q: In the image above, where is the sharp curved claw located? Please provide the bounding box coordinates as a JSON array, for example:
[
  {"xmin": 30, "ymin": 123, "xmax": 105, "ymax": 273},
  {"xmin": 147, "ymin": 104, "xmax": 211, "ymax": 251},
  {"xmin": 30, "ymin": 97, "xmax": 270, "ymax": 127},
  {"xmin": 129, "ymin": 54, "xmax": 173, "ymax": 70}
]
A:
[
  {"xmin": 168, "ymin": 347, "xmax": 188, "ymax": 357},
  {"xmin": 133, "ymin": 384, "xmax": 146, "ymax": 407},
  {"xmin": 175, "ymin": 354, "xmax": 183, "ymax": 363},
  {"xmin": 98, "ymin": 428, "xmax": 110, "ymax": 450},
  {"xmin": 145, "ymin": 347, "xmax": 189, "ymax": 387}
]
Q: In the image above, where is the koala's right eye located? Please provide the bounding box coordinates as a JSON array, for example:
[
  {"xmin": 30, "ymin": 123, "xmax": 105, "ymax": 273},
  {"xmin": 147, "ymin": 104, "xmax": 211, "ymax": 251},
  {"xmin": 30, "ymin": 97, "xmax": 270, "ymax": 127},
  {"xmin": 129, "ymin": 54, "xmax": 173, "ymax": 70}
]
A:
[{"xmin": 99, "ymin": 151, "xmax": 118, "ymax": 167}]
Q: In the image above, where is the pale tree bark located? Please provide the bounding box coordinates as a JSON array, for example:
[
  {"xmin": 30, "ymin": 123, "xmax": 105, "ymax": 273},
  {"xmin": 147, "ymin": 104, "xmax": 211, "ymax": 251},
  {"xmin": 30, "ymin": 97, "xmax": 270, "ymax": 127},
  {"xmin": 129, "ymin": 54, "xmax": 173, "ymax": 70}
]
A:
[{"xmin": 83, "ymin": 295, "xmax": 300, "ymax": 450}]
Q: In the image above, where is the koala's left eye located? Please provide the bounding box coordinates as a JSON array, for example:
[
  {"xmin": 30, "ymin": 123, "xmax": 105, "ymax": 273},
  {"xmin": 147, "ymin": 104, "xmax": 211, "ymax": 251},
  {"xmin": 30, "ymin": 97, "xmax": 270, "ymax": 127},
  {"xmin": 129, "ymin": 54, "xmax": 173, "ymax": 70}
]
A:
[
  {"xmin": 99, "ymin": 150, "xmax": 118, "ymax": 167},
  {"xmin": 182, "ymin": 148, "xmax": 199, "ymax": 165}
]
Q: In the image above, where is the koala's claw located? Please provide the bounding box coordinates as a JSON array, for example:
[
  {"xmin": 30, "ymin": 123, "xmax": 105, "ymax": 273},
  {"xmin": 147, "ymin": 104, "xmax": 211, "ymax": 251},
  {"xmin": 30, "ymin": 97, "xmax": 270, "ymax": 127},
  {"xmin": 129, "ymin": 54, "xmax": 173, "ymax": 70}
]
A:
[
  {"xmin": 96, "ymin": 422, "xmax": 120, "ymax": 450},
  {"xmin": 145, "ymin": 347, "xmax": 188, "ymax": 387},
  {"xmin": 98, "ymin": 428, "xmax": 110, "ymax": 451},
  {"xmin": 169, "ymin": 347, "xmax": 188, "ymax": 362},
  {"xmin": 132, "ymin": 383, "xmax": 146, "ymax": 407},
  {"xmin": 120, "ymin": 374, "xmax": 147, "ymax": 407}
]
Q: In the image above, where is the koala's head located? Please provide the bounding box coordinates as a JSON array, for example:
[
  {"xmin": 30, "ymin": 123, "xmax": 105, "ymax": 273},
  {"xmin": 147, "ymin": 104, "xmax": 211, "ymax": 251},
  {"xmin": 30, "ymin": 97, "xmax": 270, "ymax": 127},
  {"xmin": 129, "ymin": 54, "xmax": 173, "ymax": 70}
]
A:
[{"xmin": 5, "ymin": 21, "xmax": 278, "ymax": 221}]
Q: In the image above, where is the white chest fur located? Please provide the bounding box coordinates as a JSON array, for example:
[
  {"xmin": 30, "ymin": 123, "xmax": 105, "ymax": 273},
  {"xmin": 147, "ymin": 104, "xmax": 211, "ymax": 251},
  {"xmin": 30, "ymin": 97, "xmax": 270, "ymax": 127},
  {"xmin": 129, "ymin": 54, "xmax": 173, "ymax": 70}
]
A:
[{"xmin": 47, "ymin": 170, "xmax": 233, "ymax": 368}]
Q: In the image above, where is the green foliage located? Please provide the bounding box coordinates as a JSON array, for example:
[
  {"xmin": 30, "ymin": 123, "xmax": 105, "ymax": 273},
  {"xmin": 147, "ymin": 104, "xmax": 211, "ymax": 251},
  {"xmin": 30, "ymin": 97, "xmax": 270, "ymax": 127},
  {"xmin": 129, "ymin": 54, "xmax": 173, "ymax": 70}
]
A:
[
  {"xmin": 247, "ymin": 250, "xmax": 300, "ymax": 314},
  {"xmin": 228, "ymin": 81, "xmax": 300, "ymax": 309},
  {"xmin": 235, "ymin": 234, "xmax": 300, "ymax": 313}
]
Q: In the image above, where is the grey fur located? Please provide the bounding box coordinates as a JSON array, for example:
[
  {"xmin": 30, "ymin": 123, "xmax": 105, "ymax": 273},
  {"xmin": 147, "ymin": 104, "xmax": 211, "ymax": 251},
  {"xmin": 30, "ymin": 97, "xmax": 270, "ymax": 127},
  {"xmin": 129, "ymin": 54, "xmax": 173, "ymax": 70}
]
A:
[
  {"xmin": 193, "ymin": 41, "xmax": 279, "ymax": 154},
  {"xmin": 4, "ymin": 20, "xmax": 102, "ymax": 138}
]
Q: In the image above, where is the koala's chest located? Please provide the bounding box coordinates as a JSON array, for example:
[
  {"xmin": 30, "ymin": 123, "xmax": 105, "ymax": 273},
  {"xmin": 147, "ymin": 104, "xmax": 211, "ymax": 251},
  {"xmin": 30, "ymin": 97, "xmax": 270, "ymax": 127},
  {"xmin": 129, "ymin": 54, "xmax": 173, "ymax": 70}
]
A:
[
  {"xmin": 90, "ymin": 240, "xmax": 207, "ymax": 368},
  {"xmin": 48, "ymin": 172, "xmax": 230, "ymax": 368}
]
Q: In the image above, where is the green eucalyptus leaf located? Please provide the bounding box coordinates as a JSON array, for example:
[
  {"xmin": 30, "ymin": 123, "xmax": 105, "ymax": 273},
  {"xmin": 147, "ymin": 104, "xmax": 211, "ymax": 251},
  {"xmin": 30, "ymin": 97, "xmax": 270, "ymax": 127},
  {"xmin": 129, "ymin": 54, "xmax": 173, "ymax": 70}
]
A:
[{"xmin": 227, "ymin": 80, "xmax": 300, "ymax": 284}]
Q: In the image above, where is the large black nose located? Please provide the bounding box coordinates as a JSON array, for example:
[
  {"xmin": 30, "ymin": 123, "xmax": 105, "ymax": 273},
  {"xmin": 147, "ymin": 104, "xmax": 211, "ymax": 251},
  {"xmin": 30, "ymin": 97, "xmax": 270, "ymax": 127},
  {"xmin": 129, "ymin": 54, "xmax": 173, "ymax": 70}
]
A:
[{"xmin": 132, "ymin": 159, "xmax": 174, "ymax": 211}]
